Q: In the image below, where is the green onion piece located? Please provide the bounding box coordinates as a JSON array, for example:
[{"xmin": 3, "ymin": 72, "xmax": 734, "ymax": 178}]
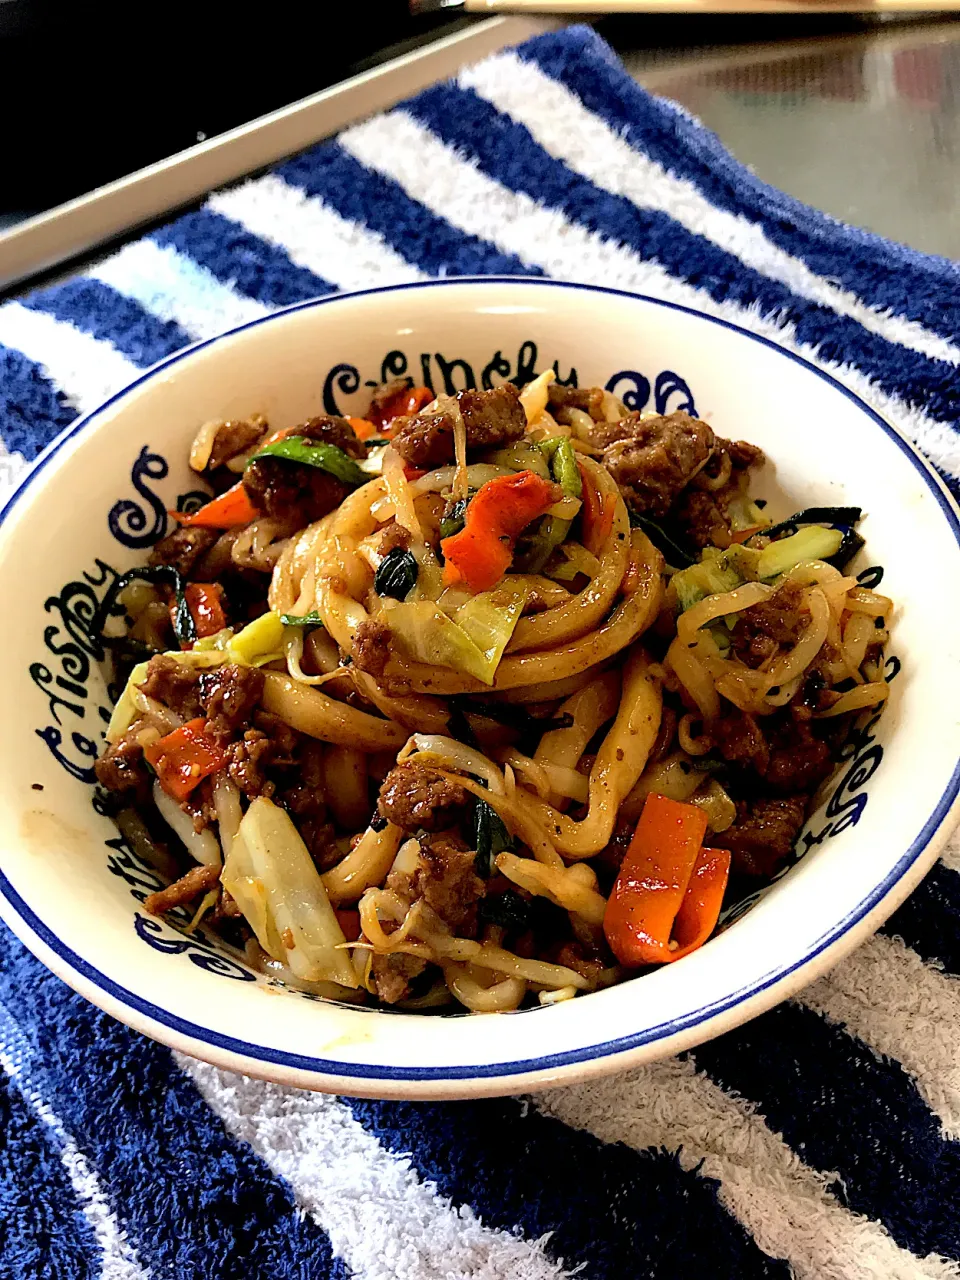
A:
[
  {"xmin": 548, "ymin": 437, "xmax": 582, "ymax": 499},
  {"xmin": 249, "ymin": 435, "xmax": 367, "ymax": 487},
  {"xmin": 279, "ymin": 612, "xmax": 325, "ymax": 627}
]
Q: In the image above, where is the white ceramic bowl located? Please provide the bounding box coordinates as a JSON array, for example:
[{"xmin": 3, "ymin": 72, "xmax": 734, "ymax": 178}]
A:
[{"xmin": 2, "ymin": 278, "xmax": 959, "ymax": 1100}]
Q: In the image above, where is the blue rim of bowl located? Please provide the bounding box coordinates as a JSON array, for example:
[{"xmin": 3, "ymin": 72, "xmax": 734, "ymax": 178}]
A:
[{"xmin": 1, "ymin": 276, "xmax": 959, "ymax": 1084}]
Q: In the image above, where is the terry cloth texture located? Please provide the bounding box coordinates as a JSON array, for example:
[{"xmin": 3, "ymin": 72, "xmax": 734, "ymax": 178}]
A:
[{"xmin": 2, "ymin": 24, "xmax": 960, "ymax": 1280}]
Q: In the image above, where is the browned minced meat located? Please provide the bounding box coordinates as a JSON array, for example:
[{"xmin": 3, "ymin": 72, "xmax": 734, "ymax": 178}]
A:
[
  {"xmin": 244, "ymin": 459, "xmax": 349, "ymax": 525},
  {"xmin": 352, "ymin": 618, "xmax": 392, "ymax": 677},
  {"xmin": 713, "ymin": 795, "xmax": 808, "ymax": 879},
  {"xmin": 372, "ymin": 832, "xmax": 484, "ymax": 1003},
  {"xmin": 143, "ymin": 862, "xmax": 221, "ymax": 916},
  {"xmin": 713, "ymin": 704, "xmax": 833, "ymax": 796},
  {"xmin": 413, "ymin": 832, "xmax": 484, "ymax": 935},
  {"xmin": 94, "ymin": 728, "xmax": 151, "ymax": 800},
  {"xmin": 731, "ymin": 581, "xmax": 806, "ymax": 669},
  {"xmin": 201, "ymin": 664, "xmax": 265, "ymax": 746},
  {"xmin": 371, "ymin": 952, "xmax": 428, "ymax": 1005},
  {"xmin": 672, "ymin": 438, "xmax": 765, "ymax": 549},
  {"xmin": 278, "ymin": 738, "xmax": 338, "ymax": 870},
  {"xmin": 134, "ymin": 657, "xmax": 264, "ymax": 744},
  {"xmin": 765, "ymin": 712, "xmax": 833, "ymax": 795},
  {"xmin": 204, "ymin": 419, "xmax": 266, "ymax": 472},
  {"xmin": 296, "ymin": 415, "xmax": 368, "ymax": 459},
  {"xmin": 378, "ymin": 522, "xmax": 411, "ymax": 558},
  {"xmin": 224, "ymin": 711, "xmax": 299, "ymax": 799},
  {"xmin": 391, "ymin": 384, "xmax": 526, "ymax": 469},
  {"xmin": 713, "ymin": 710, "xmax": 770, "ymax": 775},
  {"xmin": 723, "ymin": 438, "xmax": 765, "ymax": 470},
  {"xmin": 138, "ymin": 655, "xmax": 204, "ymax": 719},
  {"xmin": 593, "ymin": 411, "xmax": 715, "ymax": 518},
  {"xmin": 554, "ymin": 942, "xmax": 606, "ymax": 985},
  {"xmin": 547, "ymin": 382, "xmax": 605, "ymax": 423},
  {"xmin": 377, "ymin": 761, "xmax": 471, "ymax": 833},
  {"xmin": 148, "ymin": 526, "xmax": 219, "ymax": 577},
  {"xmin": 673, "ymin": 488, "xmax": 733, "ymax": 550},
  {"xmin": 242, "ymin": 414, "xmax": 366, "ymax": 524}
]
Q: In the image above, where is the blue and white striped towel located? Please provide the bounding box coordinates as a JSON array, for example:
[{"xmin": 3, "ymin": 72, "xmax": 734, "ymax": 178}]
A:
[{"xmin": 2, "ymin": 24, "xmax": 960, "ymax": 1279}]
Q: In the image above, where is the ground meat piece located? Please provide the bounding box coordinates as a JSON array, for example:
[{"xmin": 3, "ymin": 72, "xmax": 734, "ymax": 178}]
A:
[
  {"xmin": 241, "ymin": 414, "xmax": 364, "ymax": 523},
  {"xmin": 377, "ymin": 761, "xmax": 470, "ymax": 833},
  {"xmin": 713, "ymin": 795, "xmax": 808, "ymax": 878},
  {"xmin": 279, "ymin": 740, "xmax": 338, "ymax": 870},
  {"xmin": 547, "ymin": 383, "xmax": 605, "ymax": 423},
  {"xmin": 204, "ymin": 419, "xmax": 266, "ymax": 472},
  {"xmin": 415, "ymin": 832, "xmax": 484, "ymax": 935},
  {"xmin": 554, "ymin": 942, "xmax": 606, "ymax": 984},
  {"xmin": 722, "ymin": 439, "xmax": 766, "ymax": 471},
  {"xmin": 672, "ymin": 488, "xmax": 731, "ymax": 549},
  {"xmin": 200, "ymin": 664, "xmax": 264, "ymax": 745},
  {"xmin": 224, "ymin": 711, "xmax": 299, "ymax": 799},
  {"xmin": 594, "ymin": 411, "xmax": 715, "ymax": 517},
  {"xmin": 353, "ymin": 618, "xmax": 392, "ymax": 677},
  {"xmin": 391, "ymin": 383, "xmax": 527, "ymax": 468},
  {"xmin": 94, "ymin": 729, "xmax": 150, "ymax": 799},
  {"xmin": 371, "ymin": 952, "xmax": 428, "ymax": 1004},
  {"xmin": 378, "ymin": 522, "xmax": 411, "ymax": 558},
  {"xmin": 389, "ymin": 411, "xmax": 454, "ymax": 470},
  {"xmin": 144, "ymin": 863, "xmax": 221, "ymax": 916},
  {"xmin": 765, "ymin": 712, "xmax": 834, "ymax": 795},
  {"xmin": 713, "ymin": 710, "xmax": 770, "ymax": 775},
  {"xmin": 243, "ymin": 458, "xmax": 349, "ymax": 526},
  {"xmin": 731, "ymin": 581, "xmax": 806, "ymax": 669},
  {"xmin": 294, "ymin": 415, "xmax": 367, "ymax": 460},
  {"xmin": 148, "ymin": 526, "xmax": 219, "ymax": 577},
  {"xmin": 457, "ymin": 384, "xmax": 527, "ymax": 449},
  {"xmin": 138, "ymin": 655, "xmax": 203, "ymax": 719}
]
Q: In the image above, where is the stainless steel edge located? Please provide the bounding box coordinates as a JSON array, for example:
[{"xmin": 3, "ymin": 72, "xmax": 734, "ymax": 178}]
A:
[{"xmin": 0, "ymin": 15, "xmax": 558, "ymax": 294}]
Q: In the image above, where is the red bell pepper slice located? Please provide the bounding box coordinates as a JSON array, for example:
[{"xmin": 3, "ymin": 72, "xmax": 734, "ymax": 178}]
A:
[
  {"xmin": 185, "ymin": 583, "xmax": 227, "ymax": 638},
  {"xmin": 441, "ymin": 470, "xmax": 561, "ymax": 593},
  {"xmin": 143, "ymin": 718, "xmax": 227, "ymax": 802},
  {"xmin": 669, "ymin": 846, "xmax": 732, "ymax": 961},
  {"xmin": 170, "ymin": 481, "xmax": 259, "ymax": 529},
  {"xmin": 603, "ymin": 793, "xmax": 708, "ymax": 966},
  {"xmin": 369, "ymin": 385, "xmax": 434, "ymax": 430},
  {"xmin": 346, "ymin": 416, "xmax": 379, "ymax": 442}
]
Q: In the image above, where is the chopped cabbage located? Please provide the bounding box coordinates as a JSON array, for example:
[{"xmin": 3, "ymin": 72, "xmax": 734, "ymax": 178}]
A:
[
  {"xmin": 756, "ymin": 526, "xmax": 844, "ymax": 579},
  {"xmin": 223, "ymin": 797, "xmax": 357, "ymax": 988},
  {"xmin": 227, "ymin": 610, "xmax": 285, "ymax": 666},
  {"xmin": 382, "ymin": 582, "xmax": 529, "ymax": 685}
]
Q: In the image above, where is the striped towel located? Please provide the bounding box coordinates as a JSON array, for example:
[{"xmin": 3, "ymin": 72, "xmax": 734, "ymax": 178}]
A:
[{"xmin": 2, "ymin": 23, "xmax": 960, "ymax": 1280}]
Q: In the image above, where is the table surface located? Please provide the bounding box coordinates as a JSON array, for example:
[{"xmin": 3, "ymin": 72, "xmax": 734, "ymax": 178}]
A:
[
  {"xmin": 606, "ymin": 14, "xmax": 960, "ymax": 261},
  {"xmin": 4, "ymin": 14, "xmax": 959, "ymax": 288}
]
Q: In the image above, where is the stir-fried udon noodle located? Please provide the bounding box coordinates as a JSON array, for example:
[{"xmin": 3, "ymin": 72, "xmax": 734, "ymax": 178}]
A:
[{"xmin": 94, "ymin": 370, "xmax": 894, "ymax": 1012}]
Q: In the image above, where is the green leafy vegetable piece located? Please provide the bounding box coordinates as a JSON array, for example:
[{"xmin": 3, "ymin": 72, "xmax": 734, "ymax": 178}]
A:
[
  {"xmin": 438, "ymin": 497, "xmax": 468, "ymax": 542},
  {"xmin": 471, "ymin": 797, "xmax": 514, "ymax": 878},
  {"xmin": 375, "ymin": 547, "xmax": 419, "ymax": 600},
  {"xmin": 249, "ymin": 435, "xmax": 367, "ymax": 487},
  {"xmin": 479, "ymin": 888, "xmax": 530, "ymax": 930},
  {"xmin": 628, "ymin": 512, "xmax": 697, "ymax": 568}
]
